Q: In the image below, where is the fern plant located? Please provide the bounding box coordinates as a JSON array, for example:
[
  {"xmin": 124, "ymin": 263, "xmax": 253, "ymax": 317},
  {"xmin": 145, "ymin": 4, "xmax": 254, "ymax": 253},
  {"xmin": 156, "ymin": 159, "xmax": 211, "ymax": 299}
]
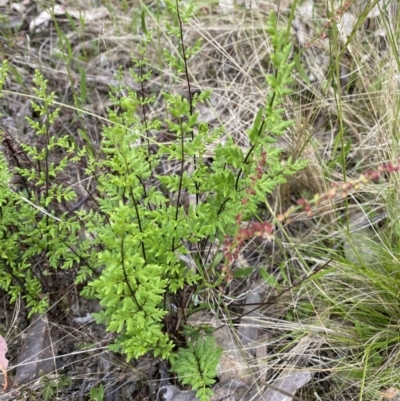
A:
[
  {"xmin": 170, "ymin": 326, "xmax": 222, "ymax": 401},
  {"xmin": 0, "ymin": 2, "xmax": 305, "ymax": 400},
  {"xmin": 0, "ymin": 64, "xmax": 97, "ymax": 316},
  {"xmin": 81, "ymin": 2, "xmax": 305, "ymax": 362}
]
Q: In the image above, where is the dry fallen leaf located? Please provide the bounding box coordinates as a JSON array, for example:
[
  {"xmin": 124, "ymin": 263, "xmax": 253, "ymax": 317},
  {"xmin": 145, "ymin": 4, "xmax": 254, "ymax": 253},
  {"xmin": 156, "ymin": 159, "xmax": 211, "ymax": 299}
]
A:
[
  {"xmin": 29, "ymin": 5, "xmax": 109, "ymax": 31},
  {"xmin": 11, "ymin": 3, "xmax": 26, "ymax": 13},
  {"xmin": 158, "ymin": 385, "xmax": 198, "ymax": 401},
  {"xmin": 338, "ymin": 12, "xmax": 356, "ymax": 41},
  {"xmin": 263, "ymin": 370, "xmax": 312, "ymax": 401},
  {"xmin": 380, "ymin": 388, "xmax": 400, "ymax": 400},
  {"xmin": 238, "ymin": 279, "xmax": 267, "ymax": 353},
  {"xmin": 66, "ymin": 6, "xmax": 109, "ymax": 22},
  {"xmin": 29, "ymin": 4, "xmax": 66, "ymax": 31},
  {"xmin": 219, "ymin": 0, "xmax": 234, "ymax": 13},
  {"xmin": 0, "ymin": 335, "xmax": 9, "ymax": 392},
  {"xmin": 293, "ymin": 0, "xmax": 314, "ymax": 46},
  {"xmin": 15, "ymin": 314, "xmax": 59, "ymax": 385}
]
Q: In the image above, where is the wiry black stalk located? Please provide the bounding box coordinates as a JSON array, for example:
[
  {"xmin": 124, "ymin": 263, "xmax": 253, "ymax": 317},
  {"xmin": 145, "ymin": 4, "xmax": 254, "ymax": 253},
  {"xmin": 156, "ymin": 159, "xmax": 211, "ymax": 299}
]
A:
[
  {"xmin": 171, "ymin": 116, "xmax": 186, "ymax": 255},
  {"xmin": 43, "ymin": 114, "xmax": 51, "ymax": 204},
  {"xmin": 175, "ymin": 0, "xmax": 200, "ymax": 205},
  {"xmin": 0, "ymin": 255, "xmax": 42, "ymax": 304},
  {"xmin": 2, "ymin": 131, "xmax": 35, "ymax": 197},
  {"xmin": 120, "ymin": 235, "xmax": 141, "ymax": 309},
  {"xmin": 139, "ymin": 58, "xmax": 153, "ymax": 173},
  {"xmin": 175, "ymin": 0, "xmax": 194, "ymax": 121},
  {"xmin": 175, "ymin": 116, "xmax": 185, "ymax": 221},
  {"xmin": 234, "ymin": 84, "xmax": 276, "ymax": 191},
  {"xmin": 129, "ymin": 187, "xmax": 147, "ymax": 263}
]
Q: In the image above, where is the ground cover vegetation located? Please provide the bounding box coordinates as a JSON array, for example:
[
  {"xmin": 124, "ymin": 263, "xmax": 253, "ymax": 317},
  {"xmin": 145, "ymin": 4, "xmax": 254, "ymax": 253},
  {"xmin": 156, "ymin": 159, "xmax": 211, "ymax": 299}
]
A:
[{"xmin": 0, "ymin": 0, "xmax": 400, "ymax": 400}]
